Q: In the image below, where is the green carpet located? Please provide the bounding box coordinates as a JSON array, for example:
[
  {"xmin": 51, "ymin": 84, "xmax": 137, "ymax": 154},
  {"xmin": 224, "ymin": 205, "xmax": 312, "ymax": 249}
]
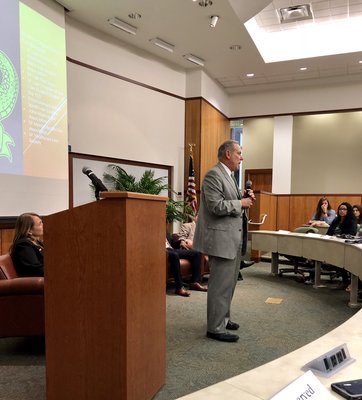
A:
[
  {"xmin": 0, "ymin": 263, "xmax": 357, "ymax": 400},
  {"xmin": 157, "ymin": 262, "xmax": 358, "ymax": 399}
]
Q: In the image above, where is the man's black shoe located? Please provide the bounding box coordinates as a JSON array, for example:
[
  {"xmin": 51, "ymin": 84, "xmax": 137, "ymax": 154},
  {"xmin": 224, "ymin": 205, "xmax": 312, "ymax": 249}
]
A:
[
  {"xmin": 206, "ymin": 331, "xmax": 239, "ymax": 342},
  {"xmin": 240, "ymin": 260, "xmax": 255, "ymax": 269},
  {"xmin": 226, "ymin": 321, "xmax": 239, "ymax": 330},
  {"xmin": 238, "ymin": 272, "xmax": 243, "ymax": 281}
]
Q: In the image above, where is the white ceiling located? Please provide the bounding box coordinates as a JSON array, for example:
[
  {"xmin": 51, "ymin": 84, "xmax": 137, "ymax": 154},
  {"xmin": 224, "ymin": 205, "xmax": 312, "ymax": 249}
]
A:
[{"xmin": 54, "ymin": 0, "xmax": 362, "ymax": 94}]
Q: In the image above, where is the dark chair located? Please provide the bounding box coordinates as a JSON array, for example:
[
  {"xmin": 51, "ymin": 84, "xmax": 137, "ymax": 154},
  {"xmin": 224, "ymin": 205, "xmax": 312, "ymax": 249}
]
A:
[
  {"xmin": 0, "ymin": 254, "xmax": 44, "ymax": 338},
  {"xmin": 278, "ymin": 227, "xmax": 319, "ymax": 279}
]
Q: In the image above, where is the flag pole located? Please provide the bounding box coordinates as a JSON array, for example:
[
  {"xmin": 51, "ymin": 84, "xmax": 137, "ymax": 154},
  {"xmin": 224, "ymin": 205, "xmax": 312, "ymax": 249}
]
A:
[{"xmin": 186, "ymin": 143, "xmax": 197, "ymax": 215}]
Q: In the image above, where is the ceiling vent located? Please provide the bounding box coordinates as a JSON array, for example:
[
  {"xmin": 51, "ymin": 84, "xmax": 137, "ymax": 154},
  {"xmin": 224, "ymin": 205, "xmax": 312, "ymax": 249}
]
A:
[{"xmin": 278, "ymin": 4, "xmax": 313, "ymax": 24}]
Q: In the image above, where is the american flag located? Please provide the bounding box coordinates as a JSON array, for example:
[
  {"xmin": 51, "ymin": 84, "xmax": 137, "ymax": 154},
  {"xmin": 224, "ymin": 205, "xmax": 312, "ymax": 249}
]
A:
[{"xmin": 186, "ymin": 155, "xmax": 198, "ymax": 214}]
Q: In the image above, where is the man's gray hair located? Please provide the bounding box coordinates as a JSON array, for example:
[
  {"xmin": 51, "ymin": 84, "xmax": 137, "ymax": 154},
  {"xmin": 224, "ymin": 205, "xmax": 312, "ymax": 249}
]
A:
[{"xmin": 217, "ymin": 140, "xmax": 239, "ymax": 161}]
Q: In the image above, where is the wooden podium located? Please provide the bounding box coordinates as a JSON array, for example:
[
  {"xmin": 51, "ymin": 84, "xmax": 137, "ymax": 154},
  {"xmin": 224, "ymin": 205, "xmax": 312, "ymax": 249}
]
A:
[{"xmin": 44, "ymin": 192, "xmax": 167, "ymax": 400}]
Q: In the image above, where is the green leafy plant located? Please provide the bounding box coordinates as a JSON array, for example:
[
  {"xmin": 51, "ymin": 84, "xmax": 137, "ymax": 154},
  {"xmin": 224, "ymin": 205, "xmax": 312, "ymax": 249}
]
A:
[
  {"xmin": 103, "ymin": 164, "xmax": 194, "ymax": 223},
  {"xmin": 103, "ymin": 164, "xmax": 168, "ymax": 194},
  {"xmin": 166, "ymin": 199, "xmax": 194, "ymax": 224}
]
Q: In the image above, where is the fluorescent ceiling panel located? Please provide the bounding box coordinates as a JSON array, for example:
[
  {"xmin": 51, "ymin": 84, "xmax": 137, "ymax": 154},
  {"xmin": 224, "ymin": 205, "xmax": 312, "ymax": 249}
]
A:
[{"xmin": 245, "ymin": 16, "xmax": 362, "ymax": 63}]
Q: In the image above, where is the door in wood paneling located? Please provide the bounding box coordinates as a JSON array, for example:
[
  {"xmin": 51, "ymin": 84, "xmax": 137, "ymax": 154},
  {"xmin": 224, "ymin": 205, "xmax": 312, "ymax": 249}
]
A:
[{"xmin": 244, "ymin": 169, "xmax": 272, "ymax": 193}]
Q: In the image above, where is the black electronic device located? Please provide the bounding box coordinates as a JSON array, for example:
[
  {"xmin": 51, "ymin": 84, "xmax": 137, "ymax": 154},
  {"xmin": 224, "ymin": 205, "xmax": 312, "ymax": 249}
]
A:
[
  {"xmin": 331, "ymin": 379, "xmax": 362, "ymax": 400},
  {"xmin": 82, "ymin": 166, "xmax": 108, "ymax": 201},
  {"xmin": 244, "ymin": 179, "xmax": 253, "ymax": 198}
]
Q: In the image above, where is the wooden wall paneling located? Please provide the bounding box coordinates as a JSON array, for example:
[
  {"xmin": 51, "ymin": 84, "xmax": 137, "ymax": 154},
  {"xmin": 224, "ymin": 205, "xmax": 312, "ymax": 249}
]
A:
[
  {"xmin": 249, "ymin": 192, "xmax": 277, "ymax": 260},
  {"xmin": 288, "ymin": 195, "xmax": 362, "ymax": 231},
  {"xmin": 1, "ymin": 229, "xmax": 14, "ymax": 254},
  {"xmin": 200, "ymin": 100, "xmax": 229, "ymax": 179},
  {"xmin": 249, "ymin": 192, "xmax": 276, "ymax": 231},
  {"xmin": 276, "ymin": 196, "xmax": 290, "ymax": 231},
  {"xmin": 263, "ymin": 193, "xmax": 277, "ymax": 231},
  {"xmin": 248, "ymin": 193, "xmax": 261, "ymax": 230},
  {"xmin": 249, "ymin": 192, "xmax": 277, "ymax": 230},
  {"xmin": 289, "ymin": 195, "xmax": 320, "ymax": 230},
  {"xmin": 327, "ymin": 196, "xmax": 362, "ymax": 212}
]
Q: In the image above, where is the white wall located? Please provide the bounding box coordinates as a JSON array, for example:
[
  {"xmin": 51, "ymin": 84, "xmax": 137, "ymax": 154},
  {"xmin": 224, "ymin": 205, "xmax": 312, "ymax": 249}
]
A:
[
  {"xmin": 64, "ymin": 11, "xmax": 362, "ymax": 198},
  {"xmin": 65, "ymin": 17, "xmax": 187, "ymax": 197},
  {"xmin": 65, "ymin": 18, "xmax": 187, "ymax": 98},
  {"xmin": 272, "ymin": 116, "xmax": 293, "ymax": 194},
  {"xmin": 185, "ymin": 70, "xmax": 230, "ymax": 116},
  {"xmin": 228, "ymin": 79, "xmax": 362, "ymax": 118}
]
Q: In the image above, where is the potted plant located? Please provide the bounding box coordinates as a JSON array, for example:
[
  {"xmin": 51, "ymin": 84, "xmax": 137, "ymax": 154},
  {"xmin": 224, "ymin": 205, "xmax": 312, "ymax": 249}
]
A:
[
  {"xmin": 103, "ymin": 164, "xmax": 168, "ymax": 194},
  {"xmin": 103, "ymin": 164, "xmax": 194, "ymax": 225}
]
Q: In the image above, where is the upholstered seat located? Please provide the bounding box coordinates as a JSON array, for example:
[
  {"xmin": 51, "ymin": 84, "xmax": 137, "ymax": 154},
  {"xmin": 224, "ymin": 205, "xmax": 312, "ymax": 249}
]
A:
[
  {"xmin": 166, "ymin": 235, "xmax": 210, "ymax": 283},
  {"xmin": 0, "ymin": 254, "xmax": 44, "ymax": 338}
]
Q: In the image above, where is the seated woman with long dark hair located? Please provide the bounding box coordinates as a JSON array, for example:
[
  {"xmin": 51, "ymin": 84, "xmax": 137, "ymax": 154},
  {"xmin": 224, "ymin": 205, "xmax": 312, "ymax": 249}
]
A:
[
  {"xmin": 325, "ymin": 202, "xmax": 357, "ymax": 289},
  {"xmin": 326, "ymin": 202, "xmax": 357, "ymax": 237},
  {"xmin": 309, "ymin": 196, "xmax": 336, "ymax": 226},
  {"xmin": 9, "ymin": 213, "xmax": 44, "ymax": 277},
  {"xmin": 353, "ymin": 204, "xmax": 362, "ymax": 236}
]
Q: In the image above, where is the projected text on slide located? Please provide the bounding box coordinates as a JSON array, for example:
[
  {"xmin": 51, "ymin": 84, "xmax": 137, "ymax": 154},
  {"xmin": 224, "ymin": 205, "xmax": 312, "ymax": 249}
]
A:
[{"xmin": 0, "ymin": 0, "xmax": 68, "ymax": 180}]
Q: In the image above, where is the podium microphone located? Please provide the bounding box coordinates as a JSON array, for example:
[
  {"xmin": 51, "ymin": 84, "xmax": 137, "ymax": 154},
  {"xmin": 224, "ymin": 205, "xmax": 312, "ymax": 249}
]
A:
[{"xmin": 82, "ymin": 167, "xmax": 108, "ymax": 196}]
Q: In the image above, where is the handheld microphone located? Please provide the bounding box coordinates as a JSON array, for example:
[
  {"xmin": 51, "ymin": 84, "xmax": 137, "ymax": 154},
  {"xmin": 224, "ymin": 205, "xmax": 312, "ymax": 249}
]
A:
[
  {"xmin": 82, "ymin": 167, "xmax": 108, "ymax": 192},
  {"xmin": 244, "ymin": 179, "xmax": 253, "ymax": 198}
]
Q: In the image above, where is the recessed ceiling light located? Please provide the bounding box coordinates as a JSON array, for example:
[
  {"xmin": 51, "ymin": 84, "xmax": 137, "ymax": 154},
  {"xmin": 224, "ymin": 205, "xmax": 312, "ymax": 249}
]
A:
[
  {"xmin": 300, "ymin": 67, "xmax": 308, "ymax": 71},
  {"xmin": 108, "ymin": 17, "xmax": 137, "ymax": 35},
  {"xmin": 149, "ymin": 38, "xmax": 175, "ymax": 53},
  {"xmin": 229, "ymin": 44, "xmax": 242, "ymax": 51},
  {"xmin": 183, "ymin": 54, "xmax": 205, "ymax": 66},
  {"xmin": 246, "ymin": 73, "xmax": 254, "ymax": 77},
  {"xmin": 359, "ymin": 60, "xmax": 362, "ymax": 64},
  {"xmin": 128, "ymin": 12, "xmax": 141, "ymax": 20}
]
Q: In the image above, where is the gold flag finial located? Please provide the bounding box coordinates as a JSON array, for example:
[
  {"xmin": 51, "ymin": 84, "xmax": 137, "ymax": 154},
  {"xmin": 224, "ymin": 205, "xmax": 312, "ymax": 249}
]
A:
[{"xmin": 188, "ymin": 143, "xmax": 195, "ymax": 155}]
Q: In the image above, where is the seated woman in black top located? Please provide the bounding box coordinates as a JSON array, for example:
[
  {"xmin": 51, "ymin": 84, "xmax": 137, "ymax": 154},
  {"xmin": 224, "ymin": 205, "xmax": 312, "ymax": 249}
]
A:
[
  {"xmin": 325, "ymin": 202, "xmax": 357, "ymax": 289},
  {"xmin": 326, "ymin": 202, "xmax": 357, "ymax": 237},
  {"xmin": 10, "ymin": 213, "xmax": 44, "ymax": 277}
]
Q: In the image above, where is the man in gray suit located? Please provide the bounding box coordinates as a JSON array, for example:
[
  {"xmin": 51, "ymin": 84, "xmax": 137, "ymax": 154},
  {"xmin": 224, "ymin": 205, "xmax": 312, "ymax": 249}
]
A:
[{"xmin": 193, "ymin": 140, "xmax": 254, "ymax": 342}]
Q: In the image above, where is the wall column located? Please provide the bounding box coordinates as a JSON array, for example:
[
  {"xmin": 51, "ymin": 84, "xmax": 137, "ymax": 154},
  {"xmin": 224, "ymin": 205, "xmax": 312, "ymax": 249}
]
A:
[{"xmin": 272, "ymin": 115, "xmax": 293, "ymax": 194}]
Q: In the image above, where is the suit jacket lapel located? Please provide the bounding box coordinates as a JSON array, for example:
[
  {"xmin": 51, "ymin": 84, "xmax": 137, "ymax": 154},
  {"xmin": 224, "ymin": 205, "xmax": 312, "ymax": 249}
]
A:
[{"xmin": 216, "ymin": 163, "xmax": 241, "ymax": 200}]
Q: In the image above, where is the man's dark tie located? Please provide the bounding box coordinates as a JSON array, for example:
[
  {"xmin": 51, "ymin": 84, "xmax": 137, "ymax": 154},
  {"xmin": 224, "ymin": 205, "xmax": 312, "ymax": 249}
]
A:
[
  {"xmin": 231, "ymin": 173, "xmax": 241, "ymax": 200},
  {"xmin": 231, "ymin": 173, "xmax": 248, "ymax": 254}
]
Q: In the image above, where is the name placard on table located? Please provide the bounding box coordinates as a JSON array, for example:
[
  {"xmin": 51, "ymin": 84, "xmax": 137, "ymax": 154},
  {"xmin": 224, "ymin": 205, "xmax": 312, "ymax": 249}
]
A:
[{"xmin": 270, "ymin": 370, "xmax": 330, "ymax": 400}]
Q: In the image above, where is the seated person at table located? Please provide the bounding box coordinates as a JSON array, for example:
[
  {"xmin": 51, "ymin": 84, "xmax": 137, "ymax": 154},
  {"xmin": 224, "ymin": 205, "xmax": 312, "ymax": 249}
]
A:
[
  {"xmin": 326, "ymin": 202, "xmax": 357, "ymax": 289},
  {"xmin": 10, "ymin": 212, "xmax": 44, "ymax": 277},
  {"xmin": 326, "ymin": 202, "xmax": 357, "ymax": 237},
  {"xmin": 309, "ymin": 197, "xmax": 336, "ymax": 226},
  {"xmin": 353, "ymin": 205, "xmax": 362, "ymax": 236},
  {"xmin": 166, "ymin": 233, "xmax": 207, "ymax": 297}
]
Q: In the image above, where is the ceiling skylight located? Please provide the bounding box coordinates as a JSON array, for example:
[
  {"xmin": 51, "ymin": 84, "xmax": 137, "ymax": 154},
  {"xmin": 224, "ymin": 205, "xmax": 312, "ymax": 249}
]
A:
[{"xmin": 245, "ymin": 11, "xmax": 362, "ymax": 63}]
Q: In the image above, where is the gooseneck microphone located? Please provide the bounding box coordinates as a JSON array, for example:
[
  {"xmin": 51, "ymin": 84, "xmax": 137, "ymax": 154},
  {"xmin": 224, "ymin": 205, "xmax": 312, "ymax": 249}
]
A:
[{"xmin": 82, "ymin": 167, "xmax": 108, "ymax": 200}]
